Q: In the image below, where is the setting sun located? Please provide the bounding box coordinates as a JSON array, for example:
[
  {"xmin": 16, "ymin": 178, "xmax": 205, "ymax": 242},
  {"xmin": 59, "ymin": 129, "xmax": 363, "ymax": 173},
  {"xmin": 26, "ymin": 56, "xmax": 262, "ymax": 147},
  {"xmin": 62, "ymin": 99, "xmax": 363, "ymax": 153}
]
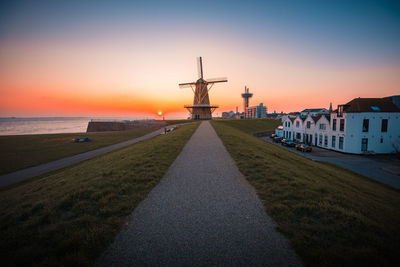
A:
[{"xmin": 158, "ymin": 111, "xmax": 162, "ymax": 116}]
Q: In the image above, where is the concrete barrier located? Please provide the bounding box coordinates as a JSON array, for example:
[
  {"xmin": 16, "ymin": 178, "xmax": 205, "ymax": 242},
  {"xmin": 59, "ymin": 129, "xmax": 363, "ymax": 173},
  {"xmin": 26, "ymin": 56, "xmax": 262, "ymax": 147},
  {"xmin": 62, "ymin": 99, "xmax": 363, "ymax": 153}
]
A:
[{"xmin": 86, "ymin": 121, "xmax": 167, "ymax": 132}]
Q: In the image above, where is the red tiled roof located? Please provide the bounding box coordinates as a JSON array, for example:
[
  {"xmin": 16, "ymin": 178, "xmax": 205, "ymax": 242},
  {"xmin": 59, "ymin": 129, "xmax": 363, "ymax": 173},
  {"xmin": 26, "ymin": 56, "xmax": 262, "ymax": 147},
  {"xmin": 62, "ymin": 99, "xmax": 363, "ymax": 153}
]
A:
[{"xmin": 343, "ymin": 98, "xmax": 400, "ymax": 113}]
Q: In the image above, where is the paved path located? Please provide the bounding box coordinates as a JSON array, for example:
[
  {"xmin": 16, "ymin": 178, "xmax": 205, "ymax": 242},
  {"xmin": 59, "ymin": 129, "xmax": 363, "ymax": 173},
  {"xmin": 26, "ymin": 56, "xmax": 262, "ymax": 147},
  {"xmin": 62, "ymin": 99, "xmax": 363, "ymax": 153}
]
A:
[
  {"xmin": 98, "ymin": 121, "xmax": 302, "ymax": 266},
  {"xmin": 0, "ymin": 125, "xmax": 179, "ymax": 187},
  {"xmin": 262, "ymin": 137, "xmax": 400, "ymax": 189}
]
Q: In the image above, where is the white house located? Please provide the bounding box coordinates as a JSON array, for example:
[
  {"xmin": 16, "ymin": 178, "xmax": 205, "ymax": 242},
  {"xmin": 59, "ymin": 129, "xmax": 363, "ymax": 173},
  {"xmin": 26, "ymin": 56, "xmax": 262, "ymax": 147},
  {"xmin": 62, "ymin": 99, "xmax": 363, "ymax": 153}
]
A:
[
  {"xmin": 277, "ymin": 97, "xmax": 400, "ymax": 154},
  {"xmin": 331, "ymin": 98, "xmax": 400, "ymax": 154}
]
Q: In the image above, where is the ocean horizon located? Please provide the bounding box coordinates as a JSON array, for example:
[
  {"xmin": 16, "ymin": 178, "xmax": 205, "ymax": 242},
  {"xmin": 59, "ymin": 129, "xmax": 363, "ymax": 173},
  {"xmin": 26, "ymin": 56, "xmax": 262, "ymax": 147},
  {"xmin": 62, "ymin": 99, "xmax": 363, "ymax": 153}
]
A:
[{"xmin": 0, "ymin": 116, "xmax": 157, "ymax": 136}]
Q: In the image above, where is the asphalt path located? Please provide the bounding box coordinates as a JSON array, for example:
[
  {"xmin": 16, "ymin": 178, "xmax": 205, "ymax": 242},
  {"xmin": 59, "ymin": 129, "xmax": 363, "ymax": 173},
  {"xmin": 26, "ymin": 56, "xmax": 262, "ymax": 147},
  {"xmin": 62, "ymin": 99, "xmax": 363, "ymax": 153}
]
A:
[
  {"xmin": 0, "ymin": 125, "xmax": 179, "ymax": 187},
  {"xmin": 97, "ymin": 121, "xmax": 302, "ymax": 266}
]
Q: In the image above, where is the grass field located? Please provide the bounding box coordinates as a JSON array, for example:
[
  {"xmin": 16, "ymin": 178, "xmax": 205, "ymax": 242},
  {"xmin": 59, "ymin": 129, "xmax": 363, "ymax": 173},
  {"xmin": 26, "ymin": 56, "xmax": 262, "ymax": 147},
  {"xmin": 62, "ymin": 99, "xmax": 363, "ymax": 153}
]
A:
[
  {"xmin": 165, "ymin": 119, "xmax": 194, "ymax": 125},
  {"xmin": 0, "ymin": 122, "xmax": 199, "ymax": 266},
  {"xmin": 213, "ymin": 118, "xmax": 281, "ymax": 135},
  {"xmin": 211, "ymin": 119, "xmax": 400, "ymax": 267},
  {"xmin": 0, "ymin": 127, "xmax": 162, "ymax": 175}
]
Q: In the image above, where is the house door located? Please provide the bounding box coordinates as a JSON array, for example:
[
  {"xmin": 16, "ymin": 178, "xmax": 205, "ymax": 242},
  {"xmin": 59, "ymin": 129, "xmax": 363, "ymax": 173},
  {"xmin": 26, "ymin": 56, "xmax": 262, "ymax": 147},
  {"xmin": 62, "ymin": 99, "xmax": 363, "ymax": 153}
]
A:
[{"xmin": 361, "ymin": 138, "xmax": 368, "ymax": 152}]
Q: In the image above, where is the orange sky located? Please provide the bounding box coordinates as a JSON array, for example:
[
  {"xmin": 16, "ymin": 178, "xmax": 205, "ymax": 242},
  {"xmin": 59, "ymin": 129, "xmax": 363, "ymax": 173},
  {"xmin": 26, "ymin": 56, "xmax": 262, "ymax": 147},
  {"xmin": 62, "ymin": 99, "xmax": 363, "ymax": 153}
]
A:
[{"xmin": 1, "ymin": 1, "xmax": 399, "ymax": 119}]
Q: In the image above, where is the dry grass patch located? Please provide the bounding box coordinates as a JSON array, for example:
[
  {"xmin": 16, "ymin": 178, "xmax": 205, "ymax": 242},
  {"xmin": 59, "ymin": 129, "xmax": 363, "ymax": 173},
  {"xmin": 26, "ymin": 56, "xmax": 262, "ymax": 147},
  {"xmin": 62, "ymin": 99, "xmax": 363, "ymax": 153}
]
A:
[
  {"xmin": 211, "ymin": 120, "xmax": 400, "ymax": 267},
  {"xmin": 0, "ymin": 123, "xmax": 199, "ymax": 266}
]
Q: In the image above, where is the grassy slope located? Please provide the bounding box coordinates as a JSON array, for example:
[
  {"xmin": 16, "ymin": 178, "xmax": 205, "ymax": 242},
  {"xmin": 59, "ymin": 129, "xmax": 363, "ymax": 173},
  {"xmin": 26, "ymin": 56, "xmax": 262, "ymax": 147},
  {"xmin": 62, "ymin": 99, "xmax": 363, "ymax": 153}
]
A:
[
  {"xmin": 0, "ymin": 122, "xmax": 199, "ymax": 266},
  {"xmin": 211, "ymin": 120, "xmax": 400, "ymax": 267},
  {"xmin": 214, "ymin": 119, "xmax": 281, "ymax": 135},
  {"xmin": 165, "ymin": 119, "xmax": 194, "ymax": 125},
  {"xmin": 0, "ymin": 127, "xmax": 161, "ymax": 175}
]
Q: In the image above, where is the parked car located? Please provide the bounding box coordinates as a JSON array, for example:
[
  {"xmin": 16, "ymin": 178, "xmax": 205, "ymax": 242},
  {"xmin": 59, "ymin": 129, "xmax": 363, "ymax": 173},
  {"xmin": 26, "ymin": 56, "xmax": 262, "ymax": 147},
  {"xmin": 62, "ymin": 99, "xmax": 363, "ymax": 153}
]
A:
[
  {"xmin": 297, "ymin": 144, "xmax": 312, "ymax": 152},
  {"xmin": 280, "ymin": 138, "xmax": 287, "ymax": 145},
  {"xmin": 285, "ymin": 140, "xmax": 296, "ymax": 147},
  {"xmin": 73, "ymin": 136, "xmax": 92, "ymax": 143},
  {"xmin": 270, "ymin": 133, "xmax": 277, "ymax": 138},
  {"xmin": 273, "ymin": 136, "xmax": 283, "ymax": 143}
]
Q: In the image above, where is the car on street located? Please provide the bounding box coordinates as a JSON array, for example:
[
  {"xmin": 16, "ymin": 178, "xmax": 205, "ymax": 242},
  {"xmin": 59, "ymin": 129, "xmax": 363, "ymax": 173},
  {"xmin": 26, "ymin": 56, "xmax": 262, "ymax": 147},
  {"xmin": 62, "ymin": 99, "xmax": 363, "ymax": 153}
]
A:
[
  {"xmin": 297, "ymin": 144, "xmax": 312, "ymax": 152},
  {"xmin": 285, "ymin": 140, "xmax": 296, "ymax": 147}
]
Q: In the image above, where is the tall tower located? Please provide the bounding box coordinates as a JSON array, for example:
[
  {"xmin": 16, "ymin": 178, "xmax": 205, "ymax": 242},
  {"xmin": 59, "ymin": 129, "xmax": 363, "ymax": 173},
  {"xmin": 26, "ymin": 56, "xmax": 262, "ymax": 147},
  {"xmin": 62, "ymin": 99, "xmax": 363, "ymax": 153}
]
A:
[
  {"xmin": 329, "ymin": 102, "xmax": 333, "ymax": 113},
  {"xmin": 179, "ymin": 57, "xmax": 228, "ymax": 120},
  {"xmin": 241, "ymin": 86, "xmax": 253, "ymax": 118}
]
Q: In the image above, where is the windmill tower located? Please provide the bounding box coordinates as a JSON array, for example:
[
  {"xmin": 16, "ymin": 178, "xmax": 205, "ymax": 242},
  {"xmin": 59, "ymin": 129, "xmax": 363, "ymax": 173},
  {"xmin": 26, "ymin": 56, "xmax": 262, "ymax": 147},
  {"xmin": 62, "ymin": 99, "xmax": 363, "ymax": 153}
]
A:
[{"xmin": 179, "ymin": 57, "xmax": 227, "ymax": 120}]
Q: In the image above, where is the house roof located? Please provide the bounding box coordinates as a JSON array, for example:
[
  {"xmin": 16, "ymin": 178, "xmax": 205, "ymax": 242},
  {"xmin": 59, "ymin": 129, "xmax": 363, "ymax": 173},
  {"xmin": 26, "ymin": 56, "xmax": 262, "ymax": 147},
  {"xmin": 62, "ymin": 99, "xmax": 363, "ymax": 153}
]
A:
[
  {"xmin": 289, "ymin": 117, "xmax": 296, "ymax": 122},
  {"xmin": 301, "ymin": 108, "xmax": 328, "ymax": 113},
  {"xmin": 311, "ymin": 114, "xmax": 330, "ymax": 123},
  {"xmin": 311, "ymin": 114, "xmax": 322, "ymax": 123},
  {"xmin": 342, "ymin": 98, "xmax": 400, "ymax": 113}
]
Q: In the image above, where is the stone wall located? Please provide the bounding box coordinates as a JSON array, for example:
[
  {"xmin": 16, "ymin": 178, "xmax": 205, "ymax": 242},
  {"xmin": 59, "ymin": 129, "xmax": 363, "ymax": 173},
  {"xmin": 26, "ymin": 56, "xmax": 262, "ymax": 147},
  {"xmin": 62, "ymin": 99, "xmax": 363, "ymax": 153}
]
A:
[{"xmin": 86, "ymin": 121, "xmax": 167, "ymax": 132}]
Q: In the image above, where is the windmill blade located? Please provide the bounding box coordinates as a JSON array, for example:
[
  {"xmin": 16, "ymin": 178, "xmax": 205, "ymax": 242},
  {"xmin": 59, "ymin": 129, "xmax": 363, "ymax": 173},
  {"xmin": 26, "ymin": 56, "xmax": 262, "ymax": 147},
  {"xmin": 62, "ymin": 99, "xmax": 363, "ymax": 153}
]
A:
[
  {"xmin": 206, "ymin": 77, "xmax": 228, "ymax": 83},
  {"xmin": 197, "ymin": 57, "xmax": 203, "ymax": 79},
  {"xmin": 179, "ymin": 82, "xmax": 196, "ymax": 88}
]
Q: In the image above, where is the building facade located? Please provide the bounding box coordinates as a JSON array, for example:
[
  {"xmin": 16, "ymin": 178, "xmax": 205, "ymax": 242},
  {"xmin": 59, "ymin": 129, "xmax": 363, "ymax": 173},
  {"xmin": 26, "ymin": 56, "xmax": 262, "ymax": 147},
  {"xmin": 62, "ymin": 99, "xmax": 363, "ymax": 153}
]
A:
[
  {"xmin": 245, "ymin": 103, "xmax": 267, "ymax": 119},
  {"xmin": 277, "ymin": 98, "xmax": 400, "ymax": 154}
]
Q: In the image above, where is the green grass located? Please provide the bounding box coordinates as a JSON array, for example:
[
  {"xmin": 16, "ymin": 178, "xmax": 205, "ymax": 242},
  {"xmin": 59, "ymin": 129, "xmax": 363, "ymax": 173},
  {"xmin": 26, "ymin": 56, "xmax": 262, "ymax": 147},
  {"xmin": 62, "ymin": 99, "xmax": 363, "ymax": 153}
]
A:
[
  {"xmin": 214, "ymin": 119, "xmax": 281, "ymax": 135},
  {"xmin": 0, "ymin": 127, "xmax": 161, "ymax": 175},
  {"xmin": 211, "ymin": 120, "xmax": 400, "ymax": 267},
  {"xmin": 0, "ymin": 122, "xmax": 199, "ymax": 266},
  {"xmin": 165, "ymin": 119, "xmax": 194, "ymax": 125}
]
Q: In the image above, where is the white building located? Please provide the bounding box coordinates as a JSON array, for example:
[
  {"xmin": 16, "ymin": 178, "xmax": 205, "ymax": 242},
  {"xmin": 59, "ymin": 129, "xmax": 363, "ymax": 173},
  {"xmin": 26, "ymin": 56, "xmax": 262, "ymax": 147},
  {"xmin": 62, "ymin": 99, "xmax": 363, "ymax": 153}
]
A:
[{"xmin": 277, "ymin": 98, "xmax": 400, "ymax": 154}]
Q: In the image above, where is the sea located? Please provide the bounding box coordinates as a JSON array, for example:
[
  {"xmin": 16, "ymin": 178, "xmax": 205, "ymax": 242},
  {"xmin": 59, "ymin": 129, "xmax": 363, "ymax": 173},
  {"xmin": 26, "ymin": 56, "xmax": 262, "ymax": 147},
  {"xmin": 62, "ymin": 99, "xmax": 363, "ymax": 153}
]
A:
[
  {"xmin": 0, "ymin": 117, "xmax": 91, "ymax": 136},
  {"xmin": 0, "ymin": 114, "xmax": 183, "ymax": 136}
]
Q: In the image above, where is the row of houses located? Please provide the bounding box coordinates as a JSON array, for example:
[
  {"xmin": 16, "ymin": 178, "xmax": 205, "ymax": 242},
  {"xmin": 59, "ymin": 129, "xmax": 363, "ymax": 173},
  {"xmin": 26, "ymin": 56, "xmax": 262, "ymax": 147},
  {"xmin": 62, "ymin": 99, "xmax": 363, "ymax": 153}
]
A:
[{"xmin": 276, "ymin": 97, "xmax": 400, "ymax": 154}]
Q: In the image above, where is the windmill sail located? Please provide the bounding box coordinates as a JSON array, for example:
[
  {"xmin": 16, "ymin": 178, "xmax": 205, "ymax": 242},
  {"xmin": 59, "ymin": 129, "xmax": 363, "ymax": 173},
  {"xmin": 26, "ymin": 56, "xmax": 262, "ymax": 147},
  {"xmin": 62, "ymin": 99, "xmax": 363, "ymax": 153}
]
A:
[{"xmin": 179, "ymin": 57, "xmax": 227, "ymax": 120}]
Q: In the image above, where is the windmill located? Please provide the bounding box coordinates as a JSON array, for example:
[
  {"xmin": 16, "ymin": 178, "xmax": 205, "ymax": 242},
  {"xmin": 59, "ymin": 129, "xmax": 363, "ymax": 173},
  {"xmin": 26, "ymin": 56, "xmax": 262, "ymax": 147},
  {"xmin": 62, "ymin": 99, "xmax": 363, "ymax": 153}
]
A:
[{"xmin": 179, "ymin": 57, "xmax": 227, "ymax": 120}]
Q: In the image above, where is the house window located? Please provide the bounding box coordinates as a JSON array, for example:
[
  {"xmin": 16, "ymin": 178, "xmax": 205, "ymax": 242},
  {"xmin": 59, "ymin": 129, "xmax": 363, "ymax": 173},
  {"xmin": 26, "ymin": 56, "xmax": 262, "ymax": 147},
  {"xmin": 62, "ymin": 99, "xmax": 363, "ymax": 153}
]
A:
[
  {"xmin": 307, "ymin": 121, "xmax": 311, "ymax": 128},
  {"xmin": 319, "ymin": 123, "xmax": 326, "ymax": 130},
  {"xmin": 340, "ymin": 119, "xmax": 344, "ymax": 131},
  {"xmin": 362, "ymin": 119, "xmax": 369, "ymax": 132},
  {"xmin": 380, "ymin": 137, "xmax": 383, "ymax": 143},
  {"xmin": 315, "ymin": 134, "xmax": 318, "ymax": 145},
  {"xmin": 319, "ymin": 134, "xmax": 322, "ymax": 145},
  {"xmin": 332, "ymin": 136, "xmax": 336, "ymax": 148},
  {"xmin": 339, "ymin": 137, "xmax": 344, "ymax": 149},
  {"xmin": 337, "ymin": 105, "xmax": 343, "ymax": 117},
  {"xmin": 288, "ymin": 122, "xmax": 290, "ymax": 127},
  {"xmin": 296, "ymin": 121, "xmax": 299, "ymax": 127},
  {"xmin": 324, "ymin": 135, "xmax": 328, "ymax": 147},
  {"xmin": 332, "ymin": 119, "xmax": 336, "ymax": 131},
  {"xmin": 289, "ymin": 132, "xmax": 291, "ymax": 139},
  {"xmin": 361, "ymin": 138, "xmax": 368, "ymax": 152},
  {"xmin": 381, "ymin": 119, "xmax": 388, "ymax": 132}
]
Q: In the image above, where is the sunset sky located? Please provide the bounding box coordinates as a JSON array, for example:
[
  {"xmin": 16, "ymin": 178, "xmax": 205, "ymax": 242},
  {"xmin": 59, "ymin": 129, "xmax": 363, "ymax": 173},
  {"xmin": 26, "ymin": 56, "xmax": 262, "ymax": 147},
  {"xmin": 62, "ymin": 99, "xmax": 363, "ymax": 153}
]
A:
[{"xmin": 1, "ymin": 0, "xmax": 399, "ymax": 118}]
